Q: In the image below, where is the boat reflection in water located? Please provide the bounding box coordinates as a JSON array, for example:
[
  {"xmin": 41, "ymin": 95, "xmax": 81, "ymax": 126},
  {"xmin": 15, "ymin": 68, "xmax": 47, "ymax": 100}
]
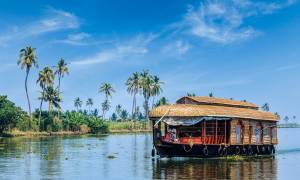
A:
[{"xmin": 152, "ymin": 157, "xmax": 277, "ymax": 179}]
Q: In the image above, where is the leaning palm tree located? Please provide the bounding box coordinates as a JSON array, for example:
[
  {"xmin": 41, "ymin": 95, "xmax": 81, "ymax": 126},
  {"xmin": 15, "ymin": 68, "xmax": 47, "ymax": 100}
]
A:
[
  {"xmin": 43, "ymin": 86, "xmax": 61, "ymax": 113},
  {"xmin": 54, "ymin": 58, "xmax": 69, "ymax": 115},
  {"xmin": 86, "ymin": 98, "xmax": 93, "ymax": 112},
  {"xmin": 17, "ymin": 46, "xmax": 38, "ymax": 126},
  {"xmin": 99, "ymin": 83, "xmax": 115, "ymax": 119},
  {"xmin": 74, "ymin": 97, "xmax": 82, "ymax": 112},
  {"xmin": 126, "ymin": 72, "xmax": 140, "ymax": 118},
  {"xmin": 150, "ymin": 75, "xmax": 163, "ymax": 108},
  {"xmin": 139, "ymin": 70, "xmax": 153, "ymax": 120},
  {"xmin": 36, "ymin": 66, "xmax": 54, "ymax": 124}
]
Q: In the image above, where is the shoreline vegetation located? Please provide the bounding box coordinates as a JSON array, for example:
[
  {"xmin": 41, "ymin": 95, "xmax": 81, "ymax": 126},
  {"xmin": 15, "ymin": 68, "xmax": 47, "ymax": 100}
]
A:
[{"xmin": 1, "ymin": 46, "xmax": 299, "ymax": 138}]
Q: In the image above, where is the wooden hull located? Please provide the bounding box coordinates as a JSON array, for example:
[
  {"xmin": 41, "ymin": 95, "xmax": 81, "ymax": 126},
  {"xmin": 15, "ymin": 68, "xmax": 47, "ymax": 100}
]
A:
[{"xmin": 155, "ymin": 141, "xmax": 275, "ymax": 158}]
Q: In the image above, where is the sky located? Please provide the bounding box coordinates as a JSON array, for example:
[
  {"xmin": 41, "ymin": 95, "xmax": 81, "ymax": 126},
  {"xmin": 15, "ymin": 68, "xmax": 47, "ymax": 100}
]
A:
[{"xmin": 0, "ymin": 0, "xmax": 299, "ymax": 121}]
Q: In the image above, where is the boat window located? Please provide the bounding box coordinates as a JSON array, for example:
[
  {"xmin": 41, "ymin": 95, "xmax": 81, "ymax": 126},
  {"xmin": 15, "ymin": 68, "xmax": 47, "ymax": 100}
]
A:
[
  {"xmin": 178, "ymin": 126, "xmax": 202, "ymax": 138},
  {"xmin": 236, "ymin": 126, "xmax": 241, "ymax": 144},
  {"xmin": 206, "ymin": 121, "xmax": 216, "ymax": 136},
  {"xmin": 255, "ymin": 127, "xmax": 261, "ymax": 144}
]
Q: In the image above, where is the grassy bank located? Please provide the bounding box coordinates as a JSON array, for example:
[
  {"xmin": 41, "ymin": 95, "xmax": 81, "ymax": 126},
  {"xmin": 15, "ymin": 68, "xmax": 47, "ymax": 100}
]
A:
[
  {"xmin": 106, "ymin": 121, "xmax": 150, "ymax": 133},
  {"xmin": 1, "ymin": 121, "xmax": 151, "ymax": 137}
]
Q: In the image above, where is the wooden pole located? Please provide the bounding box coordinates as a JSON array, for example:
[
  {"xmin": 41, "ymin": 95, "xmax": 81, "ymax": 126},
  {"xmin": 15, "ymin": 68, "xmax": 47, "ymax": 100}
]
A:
[
  {"xmin": 225, "ymin": 120, "xmax": 227, "ymax": 145},
  {"xmin": 215, "ymin": 119, "xmax": 218, "ymax": 144}
]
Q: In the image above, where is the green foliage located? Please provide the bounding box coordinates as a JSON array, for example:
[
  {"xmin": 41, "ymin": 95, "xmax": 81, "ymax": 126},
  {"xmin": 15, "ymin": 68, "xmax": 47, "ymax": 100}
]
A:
[
  {"xmin": 155, "ymin": 97, "xmax": 168, "ymax": 107},
  {"xmin": 0, "ymin": 95, "xmax": 32, "ymax": 133}
]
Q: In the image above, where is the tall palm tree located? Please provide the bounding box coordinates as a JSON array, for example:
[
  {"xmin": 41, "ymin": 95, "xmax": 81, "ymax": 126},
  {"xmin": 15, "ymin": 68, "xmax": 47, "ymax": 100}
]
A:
[
  {"xmin": 139, "ymin": 70, "xmax": 153, "ymax": 120},
  {"xmin": 36, "ymin": 66, "xmax": 54, "ymax": 123},
  {"xmin": 74, "ymin": 97, "xmax": 82, "ymax": 111},
  {"xmin": 99, "ymin": 83, "xmax": 115, "ymax": 119},
  {"xmin": 86, "ymin": 98, "xmax": 93, "ymax": 112},
  {"xmin": 17, "ymin": 46, "xmax": 38, "ymax": 125},
  {"xmin": 150, "ymin": 75, "xmax": 163, "ymax": 108},
  {"xmin": 126, "ymin": 72, "xmax": 140, "ymax": 118},
  {"xmin": 54, "ymin": 58, "xmax": 69, "ymax": 115},
  {"xmin": 43, "ymin": 86, "xmax": 61, "ymax": 113}
]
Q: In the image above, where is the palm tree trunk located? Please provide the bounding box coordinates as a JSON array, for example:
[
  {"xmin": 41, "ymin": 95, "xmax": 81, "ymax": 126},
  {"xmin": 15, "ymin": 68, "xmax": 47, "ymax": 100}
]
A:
[
  {"xmin": 57, "ymin": 75, "xmax": 61, "ymax": 118},
  {"xmin": 38, "ymin": 89, "xmax": 44, "ymax": 131},
  {"xmin": 131, "ymin": 93, "xmax": 136, "ymax": 118},
  {"xmin": 49, "ymin": 100, "xmax": 53, "ymax": 113},
  {"xmin": 25, "ymin": 68, "xmax": 32, "ymax": 128}
]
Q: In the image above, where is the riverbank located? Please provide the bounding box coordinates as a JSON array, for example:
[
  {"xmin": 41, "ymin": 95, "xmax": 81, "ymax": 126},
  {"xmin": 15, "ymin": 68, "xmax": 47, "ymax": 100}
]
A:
[{"xmin": 1, "ymin": 121, "xmax": 151, "ymax": 137}]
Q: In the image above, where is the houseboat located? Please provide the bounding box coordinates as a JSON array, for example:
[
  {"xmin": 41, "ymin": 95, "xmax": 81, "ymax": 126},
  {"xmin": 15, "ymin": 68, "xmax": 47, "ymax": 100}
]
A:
[{"xmin": 149, "ymin": 96, "xmax": 278, "ymax": 157}]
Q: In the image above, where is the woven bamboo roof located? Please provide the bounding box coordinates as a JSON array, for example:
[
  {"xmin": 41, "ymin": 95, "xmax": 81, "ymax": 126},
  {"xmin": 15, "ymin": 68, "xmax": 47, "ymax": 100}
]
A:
[
  {"xmin": 177, "ymin": 96, "xmax": 258, "ymax": 109},
  {"xmin": 149, "ymin": 104, "xmax": 278, "ymax": 121}
]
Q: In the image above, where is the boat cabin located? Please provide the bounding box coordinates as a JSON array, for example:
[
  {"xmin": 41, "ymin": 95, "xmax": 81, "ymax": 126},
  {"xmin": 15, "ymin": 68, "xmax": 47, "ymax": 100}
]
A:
[{"xmin": 149, "ymin": 96, "xmax": 278, "ymax": 157}]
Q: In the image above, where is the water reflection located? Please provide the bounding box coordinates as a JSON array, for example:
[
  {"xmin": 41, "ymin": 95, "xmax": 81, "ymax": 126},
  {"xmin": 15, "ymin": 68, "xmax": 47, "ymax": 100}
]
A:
[
  {"xmin": 153, "ymin": 157, "xmax": 277, "ymax": 179},
  {"xmin": 0, "ymin": 129, "xmax": 299, "ymax": 179}
]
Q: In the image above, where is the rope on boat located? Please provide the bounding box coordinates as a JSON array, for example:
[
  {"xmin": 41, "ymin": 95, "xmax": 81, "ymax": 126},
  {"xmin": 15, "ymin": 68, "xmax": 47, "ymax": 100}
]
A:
[{"xmin": 183, "ymin": 136, "xmax": 194, "ymax": 152}]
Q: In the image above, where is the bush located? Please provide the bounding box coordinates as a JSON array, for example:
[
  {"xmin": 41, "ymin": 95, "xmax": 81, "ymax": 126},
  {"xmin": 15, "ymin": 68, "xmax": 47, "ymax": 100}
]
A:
[{"xmin": 0, "ymin": 95, "xmax": 32, "ymax": 133}]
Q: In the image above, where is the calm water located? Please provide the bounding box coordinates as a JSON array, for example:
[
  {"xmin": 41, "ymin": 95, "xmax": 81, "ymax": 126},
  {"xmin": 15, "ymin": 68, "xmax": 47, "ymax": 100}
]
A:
[{"xmin": 0, "ymin": 129, "xmax": 299, "ymax": 180}]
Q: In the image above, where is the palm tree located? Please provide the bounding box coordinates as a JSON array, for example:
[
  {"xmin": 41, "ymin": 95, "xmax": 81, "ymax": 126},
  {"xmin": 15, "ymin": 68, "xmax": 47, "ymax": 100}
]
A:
[
  {"xmin": 261, "ymin": 103, "xmax": 270, "ymax": 112},
  {"xmin": 150, "ymin": 75, "xmax": 163, "ymax": 108},
  {"xmin": 36, "ymin": 66, "xmax": 54, "ymax": 124},
  {"xmin": 187, "ymin": 92, "xmax": 196, "ymax": 97},
  {"xmin": 54, "ymin": 58, "xmax": 69, "ymax": 114},
  {"xmin": 126, "ymin": 72, "xmax": 140, "ymax": 118},
  {"xmin": 43, "ymin": 86, "xmax": 61, "ymax": 113},
  {"xmin": 17, "ymin": 46, "xmax": 38, "ymax": 123},
  {"xmin": 74, "ymin": 97, "xmax": 82, "ymax": 111},
  {"xmin": 99, "ymin": 83, "xmax": 115, "ymax": 119},
  {"xmin": 86, "ymin": 98, "xmax": 93, "ymax": 112},
  {"xmin": 115, "ymin": 104, "xmax": 122, "ymax": 119},
  {"xmin": 209, "ymin": 92, "xmax": 214, "ymax": 97},
  {"xmin": 139, "ymin": 70, "xmax": 153, "ymax": 120},
  {"xmin": 155, "ymin": 97, "xmax": 168, "ymax": 107}
]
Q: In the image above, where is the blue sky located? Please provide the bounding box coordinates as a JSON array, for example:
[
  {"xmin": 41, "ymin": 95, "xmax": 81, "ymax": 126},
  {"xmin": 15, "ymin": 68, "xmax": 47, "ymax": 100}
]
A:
[{"xmin": 0, "ymin": 0, "xmax": 299, "ymax": 121}]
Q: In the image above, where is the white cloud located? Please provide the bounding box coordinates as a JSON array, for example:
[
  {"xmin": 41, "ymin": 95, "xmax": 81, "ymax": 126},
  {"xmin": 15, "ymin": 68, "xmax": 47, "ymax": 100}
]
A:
[
  {"xmin": 0, "ymin": 8, "xmax": 80, "ymax": 46},
  {"xmin": 71, "ymin": 34, "xmax": 156, "ymax": 66},
  {"xmin": 162, "ymin": 40, "xmax": 191, "ymax": 56},
  {"xmin": 54, "ymin": 32, "xmax": 91, "ymax": 46},
  {"xmin": 179, "ymin": 0, "xmax": 295, "ymax": 44}
]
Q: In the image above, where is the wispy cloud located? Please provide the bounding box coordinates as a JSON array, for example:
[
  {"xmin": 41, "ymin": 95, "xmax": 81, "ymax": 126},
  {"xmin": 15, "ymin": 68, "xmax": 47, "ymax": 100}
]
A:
[
  {"xmin": 0, "ymin": 8, "xmax": 80, "ymax": 46},
  {"xmin": 71, "ymin": 34, "xmax": 157, "ymax": 66},
  {"xmin": 276, "ymin": 63, "xmax": 300, "ymax": 71},
  {"xmin": 174, "ymin": 0, "xmax": 296, "ymax": 44},
  {"xmin": 162, "ymin": 40, "xmax": 191, "ymax": 56}
]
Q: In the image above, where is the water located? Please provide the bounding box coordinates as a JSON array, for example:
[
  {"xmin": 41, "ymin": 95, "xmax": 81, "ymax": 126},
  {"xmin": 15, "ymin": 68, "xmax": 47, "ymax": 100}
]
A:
[{"xmin": 0, "ymin": 129, "xmax": 299, "ymax": 180}]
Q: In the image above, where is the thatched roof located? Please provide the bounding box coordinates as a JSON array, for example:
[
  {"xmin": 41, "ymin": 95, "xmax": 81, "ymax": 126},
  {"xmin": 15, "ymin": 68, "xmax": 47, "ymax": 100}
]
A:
[
  {"xmin": 149, "ymin": 104, "xmax": 278, "ymax": 121},
  {"xmin": 177, "ymin": 96, "xmax": 258, "ymax": 109}
]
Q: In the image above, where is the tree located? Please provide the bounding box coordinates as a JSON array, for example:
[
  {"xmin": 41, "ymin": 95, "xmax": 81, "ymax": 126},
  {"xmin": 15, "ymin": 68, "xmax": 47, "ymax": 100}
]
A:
[
  {"xmin": 54, "ymin": 58, "xmax": 69, "ymax": 114},
  {"xmin": 101, "ymin": 100, "xmax": 110, "ymax": 119},
  {"xmin": 274, "ymin": 112, "xmax": 280, "ymax": 120},
  {"xmin": 111, "ymin": 113, "xmax": 117, "ymax": 121},
  {"xmin": 187, "ymin": 92, "xmax": 196, "ymax": 97},
  {"xmin": 74, "ymin": 97, "xmax": 82, "ymax": 111},
  {"xmin": 115, "ymin": 104, "xmax": 122, "ymax": 119},
  {"xmin": 17, "ymin": 46, "xmax": 38, "ymax": 124},
  {"xmin": 155, "ymin": 97, "xmax": 168, "ymax": 107},
  {"xmin": 139, "ymin": 70, "xmax": 153, "ymax": 120},
  {"xmin": 0, "ymin": 95, "xmax": 30, "ymax": 133},
  {"xmin": 284, "ymin": 116, "xmax": 289, "ymax": 124},
  {"xmin": 209, "ymin": 92, "xmax": 214, "ymax": 97},
  {"xmin": 120, "ymin": 109, "xmax": 129, "ymax": 121},
  {"xmin": 99, "ymin": 83, "xmax": 115, "ymax": 119},
  {"xmin": 43, "ymin": 86, "xmax": 61, "ymax": 113},
  {"xmin": 37, "ymin": 66, "xmax": 54, "ymax": 124},
  {"xmin": 126, "ymin": 72, "xmax": 140, "ymax": 118},
  {"xmin": 86, "ymin": 98, "xmax": 93, "ymax": 112},
  {"xmin": 261, "ymin": 103, "xmax": 270, "ymax": 112},
  {"xmin": 150, "ymin": 75, "xmax": 164, "ymax": 108}
]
